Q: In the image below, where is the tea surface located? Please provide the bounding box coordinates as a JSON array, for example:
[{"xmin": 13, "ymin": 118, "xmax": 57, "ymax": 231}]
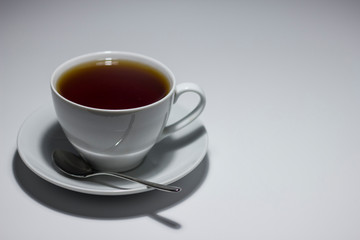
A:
[{"xmin": 56, "ymin": 60, "xmax": 170, "ymax": 109}]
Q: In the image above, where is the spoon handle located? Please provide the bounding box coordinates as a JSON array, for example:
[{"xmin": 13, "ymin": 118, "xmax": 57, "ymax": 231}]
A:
[{"xmin": 97, "ymin": 172, "xmax": 182, "ymax": 193}]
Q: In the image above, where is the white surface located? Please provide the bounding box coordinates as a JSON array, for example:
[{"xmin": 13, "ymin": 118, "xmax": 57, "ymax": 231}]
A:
[
  {"xmin": 17, "ymin": 105, "xmax": 207, "ymax": 195},
  {"xmin": 1, "ymin": 0, "xmax": 360, "ymax": 239}
]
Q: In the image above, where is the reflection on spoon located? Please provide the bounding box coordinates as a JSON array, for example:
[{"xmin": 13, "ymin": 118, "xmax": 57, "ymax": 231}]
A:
[{"xmin": 52, "ymin": 150, "xmax": 181, "ymax": 193}]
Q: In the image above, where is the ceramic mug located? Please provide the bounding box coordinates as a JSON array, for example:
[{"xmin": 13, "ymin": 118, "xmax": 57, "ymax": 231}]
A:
[{"xmin": 51, "ymin": 51, "xmax": 206, "ymax": 172}]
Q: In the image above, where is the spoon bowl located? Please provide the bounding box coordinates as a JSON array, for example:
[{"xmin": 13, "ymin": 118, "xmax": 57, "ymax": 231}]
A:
[{"xmin": 52, "ymin": 150, "xmax": 181, "ymax": 193}]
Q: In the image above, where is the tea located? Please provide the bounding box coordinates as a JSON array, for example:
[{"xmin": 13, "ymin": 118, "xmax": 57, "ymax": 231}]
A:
[{"xmin": 56, "ymin": 59, "xmax": 170, "ymax": 110}]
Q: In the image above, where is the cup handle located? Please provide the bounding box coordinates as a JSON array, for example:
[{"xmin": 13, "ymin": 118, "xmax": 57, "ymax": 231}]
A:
[{"xmin": 159, "ymin": 82, "xmax": 206, "ymax": 141}]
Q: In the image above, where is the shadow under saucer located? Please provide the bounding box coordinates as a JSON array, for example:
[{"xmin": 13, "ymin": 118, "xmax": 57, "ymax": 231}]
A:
[{"xmin": 13, "ymin": 150, "xmax": 209, "ymax": 227}]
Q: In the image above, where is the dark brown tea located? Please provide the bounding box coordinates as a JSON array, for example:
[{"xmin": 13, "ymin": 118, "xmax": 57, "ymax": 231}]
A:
[{"xmin": 56, "ymin": 60, "xmax": 170, "ymax": 110}]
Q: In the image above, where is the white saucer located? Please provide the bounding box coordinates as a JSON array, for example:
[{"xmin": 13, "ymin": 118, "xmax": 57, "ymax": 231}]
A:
[{"xmin": 17, "ymin": 105, "xmax": 208, "ymax": 195}]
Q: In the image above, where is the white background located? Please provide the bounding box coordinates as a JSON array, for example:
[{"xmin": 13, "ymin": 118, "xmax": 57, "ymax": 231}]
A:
[{"xmin": 1, "ymin": 0, "xmax": 360, "ymax": 239}]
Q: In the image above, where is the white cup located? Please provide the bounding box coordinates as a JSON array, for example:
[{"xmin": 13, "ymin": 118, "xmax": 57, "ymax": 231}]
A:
[{"xmin": 51, "ymin": 51, "xmax": 206, "ymax": 172}]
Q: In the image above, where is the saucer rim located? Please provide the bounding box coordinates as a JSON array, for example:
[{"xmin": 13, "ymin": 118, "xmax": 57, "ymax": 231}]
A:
[{"xmin": 17, "ymin": 105, "xmax": 208, "ymax": 195}]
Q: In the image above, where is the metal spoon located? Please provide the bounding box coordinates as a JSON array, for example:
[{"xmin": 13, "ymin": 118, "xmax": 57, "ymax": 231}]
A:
[{"xmin": 52, "ymin": 150, "xmax": 181, "ymax": 193}]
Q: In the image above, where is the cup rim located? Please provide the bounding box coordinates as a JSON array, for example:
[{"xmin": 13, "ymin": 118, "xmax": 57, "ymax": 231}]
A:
[{"xmin": 50, "ymin": 51, "xmax": 176, "ymax": 112}]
